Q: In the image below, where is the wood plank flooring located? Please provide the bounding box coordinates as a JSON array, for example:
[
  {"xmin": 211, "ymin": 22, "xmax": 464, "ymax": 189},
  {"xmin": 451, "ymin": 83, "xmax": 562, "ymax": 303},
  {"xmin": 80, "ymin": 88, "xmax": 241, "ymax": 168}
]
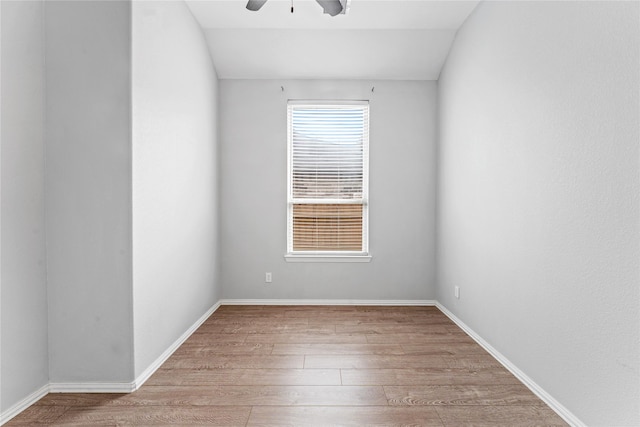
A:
[{"xmin": 7, "ymin": 305, "xmax": 568, "ymax": 426}]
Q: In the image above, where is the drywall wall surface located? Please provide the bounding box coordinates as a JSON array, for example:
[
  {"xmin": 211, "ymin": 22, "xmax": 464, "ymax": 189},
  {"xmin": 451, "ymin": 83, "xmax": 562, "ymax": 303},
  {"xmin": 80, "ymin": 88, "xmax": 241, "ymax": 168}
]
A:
[
  {"xmin": 132, "ymin": 0, "xmax": 220, "ymax": 377},
  {"xmin": 45, "ymin": 0, "xmax": 133, "ymax": 383},
  {"xmin": 220, "ymin": 80, "xmax": 436, "ymax": 300},
  {"xmin": 0, "ymin": 0, "xmax": 48, "ymax": 413},
  {"xmin": 437, "ymin": 1, "xmax": 639, "ymax": 425}
]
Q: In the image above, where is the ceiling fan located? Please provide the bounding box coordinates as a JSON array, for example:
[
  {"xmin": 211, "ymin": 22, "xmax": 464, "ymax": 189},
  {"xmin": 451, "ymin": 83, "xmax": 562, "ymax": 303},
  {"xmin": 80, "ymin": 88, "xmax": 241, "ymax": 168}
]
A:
[{"xmin": 246, "ymin": 0, "xmax": 348, "ymax": 17}]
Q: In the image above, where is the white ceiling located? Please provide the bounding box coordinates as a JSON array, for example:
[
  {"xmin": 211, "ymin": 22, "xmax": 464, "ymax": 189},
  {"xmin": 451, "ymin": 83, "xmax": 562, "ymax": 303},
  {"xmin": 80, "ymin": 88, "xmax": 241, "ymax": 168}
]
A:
[{"xmin": 185, "ymin": 0, "xmax": 480, "ymax": 80}]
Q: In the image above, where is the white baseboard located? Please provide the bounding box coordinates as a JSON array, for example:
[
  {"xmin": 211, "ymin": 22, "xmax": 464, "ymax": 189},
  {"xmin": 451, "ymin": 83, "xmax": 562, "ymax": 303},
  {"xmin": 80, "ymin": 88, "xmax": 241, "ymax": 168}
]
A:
[
  {"xmin": 2, "ymin": 299, "xmax": 583, "ymax": 427},
  {"xmin": 435, "ymin": 302, "xmax": 586, "ymax": 427},
  {"xmin": 132, "ymin": 300, "xmax": 221, "ymax": 390},
  {"xmin": 220, "ymin": 299, "xmax": 437, "ymax": 306},
  {"xmin": 48, "ymin": 301, "xmax": 222, "ymax": 395},
  {"xmin": 49, "ymin": 382, "xmax": 135, "ymax": 393},
  {"xmin": 0, "ymin": 301, "xmax": 222, "ymax": 426},
  {"xmin": 0, "ymin": 383, "xmax": 49, "ymax": 426}
]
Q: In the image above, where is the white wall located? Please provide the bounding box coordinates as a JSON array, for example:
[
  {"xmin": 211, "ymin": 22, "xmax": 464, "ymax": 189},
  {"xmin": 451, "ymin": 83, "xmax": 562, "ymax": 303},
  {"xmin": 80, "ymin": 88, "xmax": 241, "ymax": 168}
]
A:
[
  {"xmin": 45, "ymin": 0, "xmax": 134, "ymax": 384},
  {"xmin": 437, "ymin": 2, "xmax": 639, "ymax": 425},
  {"xmin": 220, "ymin": 80, "xmax": 436, "ymax": 301},
  {"xmin": 0, "ymin": 0, "xmax": 48, "ymax": 413},
  {"xmin": 132, "ymin": 0, "xmax": 220, "ymax": 378},
  {"xmin": 0, "ymin": 0, "xmax": 221, "ymax": 419}
]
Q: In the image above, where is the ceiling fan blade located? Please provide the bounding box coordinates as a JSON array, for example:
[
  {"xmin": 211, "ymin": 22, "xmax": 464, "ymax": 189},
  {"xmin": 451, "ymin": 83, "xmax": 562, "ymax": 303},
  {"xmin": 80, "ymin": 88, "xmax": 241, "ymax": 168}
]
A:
[
  {"xmin": 246, "ymin": 0, "xmax": 268, "ymax": 11},
  {"xmin": 315, "ymin": 0, "xmax": 344, "ymax": 16}
]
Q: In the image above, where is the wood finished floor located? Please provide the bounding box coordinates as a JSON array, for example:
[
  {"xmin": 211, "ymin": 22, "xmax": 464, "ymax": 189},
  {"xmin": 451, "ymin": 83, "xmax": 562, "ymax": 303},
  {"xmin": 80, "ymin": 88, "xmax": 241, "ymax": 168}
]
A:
[{"xmin": 8, "ymin": 305, "xmax": 568, "ymax": 426}]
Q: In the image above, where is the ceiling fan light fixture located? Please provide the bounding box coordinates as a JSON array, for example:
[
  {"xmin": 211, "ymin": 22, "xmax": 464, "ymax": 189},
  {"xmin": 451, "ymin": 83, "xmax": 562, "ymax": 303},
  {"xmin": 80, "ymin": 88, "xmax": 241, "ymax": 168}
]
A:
[
  {"xmin": 245, "ymin": 0, "xmax": 350, "ymax": 16},
  {"xmin": 246, "ymin": 0, "xmax": 268, "ymax": 12},
  {"xmin": 340, "ymin": 0, "xmax": 351, "ymax": 15},
  {"xmin": 315, "ymin": 0, "xmax": 343, "ymax": 16}
]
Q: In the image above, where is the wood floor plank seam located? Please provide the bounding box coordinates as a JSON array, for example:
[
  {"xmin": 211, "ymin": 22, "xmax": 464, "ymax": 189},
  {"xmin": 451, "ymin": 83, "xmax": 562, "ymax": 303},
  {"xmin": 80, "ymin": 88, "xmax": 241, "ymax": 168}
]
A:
[
  {"xmin": 433, "ymin": 401, "xmax": 447, "ymax": 427},
  {"xmin": 245, "ymin": 406, "xmax": 253, "ymax": 427}
]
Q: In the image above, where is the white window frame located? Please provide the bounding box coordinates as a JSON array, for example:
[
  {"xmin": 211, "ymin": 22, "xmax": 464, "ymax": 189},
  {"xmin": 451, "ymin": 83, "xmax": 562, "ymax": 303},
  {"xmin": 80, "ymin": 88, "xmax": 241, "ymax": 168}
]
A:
[{"xmin": 285, "ymin": 100, "xmax": 371, "ymax": 263}]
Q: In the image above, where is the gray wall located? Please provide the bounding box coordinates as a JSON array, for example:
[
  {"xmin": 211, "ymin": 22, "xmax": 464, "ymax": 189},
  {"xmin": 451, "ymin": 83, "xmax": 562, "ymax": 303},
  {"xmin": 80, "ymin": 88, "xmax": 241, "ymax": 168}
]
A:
[
  {"xmin": 0, "ymin": 0, "xmax": 48, "ymax": 413},
  {"xmin": 437, "ymin": 1, "xmax": 639, "ymax": 425},
  {"xmin": 220, "ymin": 80, "xmax": 436, "ymax": 301},
  {"xmin": 132, "ymin": 0, "xmax": 221, "ymax": 378},
  {"xmin": 1, "ymin": 0, "xmax": 222, "ymax": 406},
  {"xmin": 45, "ymin": 0, "xmax": 134, "ymax": 384}
]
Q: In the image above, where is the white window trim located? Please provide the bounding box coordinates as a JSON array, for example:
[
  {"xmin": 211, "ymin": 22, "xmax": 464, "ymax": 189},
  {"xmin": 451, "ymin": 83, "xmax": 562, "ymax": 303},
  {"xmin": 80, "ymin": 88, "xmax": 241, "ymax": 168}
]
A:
[
  {"xmin": 284, "ymin": 254, "xmax": 372, "ymax": 263},
  {"xmin": 286, "ymin": 100, "xmax": 370, "ymax": 262}
]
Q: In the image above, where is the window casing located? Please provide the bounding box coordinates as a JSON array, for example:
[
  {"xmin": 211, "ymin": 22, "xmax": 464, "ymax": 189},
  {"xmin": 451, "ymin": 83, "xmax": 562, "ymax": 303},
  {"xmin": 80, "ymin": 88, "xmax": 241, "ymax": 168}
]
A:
[{"xmin": 286, "ymin": 101, "xmax": 369, "ymax": 261}]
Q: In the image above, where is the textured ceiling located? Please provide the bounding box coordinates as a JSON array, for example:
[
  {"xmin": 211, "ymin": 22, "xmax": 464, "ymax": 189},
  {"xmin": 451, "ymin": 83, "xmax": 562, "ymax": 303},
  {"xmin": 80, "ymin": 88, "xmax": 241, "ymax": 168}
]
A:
[{"xmin": 185, "ymin": 0, "xmax": 480, "ymax": 80}]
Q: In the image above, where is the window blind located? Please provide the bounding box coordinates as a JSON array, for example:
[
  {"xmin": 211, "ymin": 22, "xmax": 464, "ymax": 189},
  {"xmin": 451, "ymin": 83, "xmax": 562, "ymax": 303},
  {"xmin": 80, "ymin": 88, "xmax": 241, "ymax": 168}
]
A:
[{"xmin": 287, "ymin": 102, "xmax": 369, "ymax": 254}]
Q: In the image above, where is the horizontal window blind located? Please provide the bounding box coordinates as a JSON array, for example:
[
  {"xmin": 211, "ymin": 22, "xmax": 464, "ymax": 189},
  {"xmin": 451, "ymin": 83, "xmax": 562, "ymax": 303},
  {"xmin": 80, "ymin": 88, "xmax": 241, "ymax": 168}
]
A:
[
  {"xmin": 287, "ymin": 102, "xmax": 369, "ymax": 254},
  {"xmin": 292, "ymin": 204, "xmax": 363, "ymax": 251}
]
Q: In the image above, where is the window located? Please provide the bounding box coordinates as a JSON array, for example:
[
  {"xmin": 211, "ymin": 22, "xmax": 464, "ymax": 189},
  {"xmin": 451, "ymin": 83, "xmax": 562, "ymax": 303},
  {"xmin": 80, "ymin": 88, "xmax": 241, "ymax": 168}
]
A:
[{"xmin": 286, "ymin": 101, "xmax": 370, "ymax": 262}]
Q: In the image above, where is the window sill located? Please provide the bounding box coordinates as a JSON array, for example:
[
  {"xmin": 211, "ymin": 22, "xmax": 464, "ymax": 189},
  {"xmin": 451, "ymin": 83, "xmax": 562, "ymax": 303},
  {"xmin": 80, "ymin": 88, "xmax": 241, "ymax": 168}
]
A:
[{"xmin": 284, "ymin": 254, "xmax": 372, "ymax": 263}]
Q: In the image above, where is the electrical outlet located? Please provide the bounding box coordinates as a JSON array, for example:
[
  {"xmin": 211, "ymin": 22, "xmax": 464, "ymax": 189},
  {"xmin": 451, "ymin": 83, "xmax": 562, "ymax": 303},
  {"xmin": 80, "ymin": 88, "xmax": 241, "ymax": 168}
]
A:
[
  {"xmin": 454, "ymin": 286, "xmax": 460, "ymax": 299},
  {"xmin": 265, "ymin": 272, "xmax": 272, "ymax": 283}
]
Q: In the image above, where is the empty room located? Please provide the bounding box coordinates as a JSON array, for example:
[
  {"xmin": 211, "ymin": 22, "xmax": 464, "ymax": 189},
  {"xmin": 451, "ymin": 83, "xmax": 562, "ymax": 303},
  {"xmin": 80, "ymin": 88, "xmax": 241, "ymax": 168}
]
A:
[{"xmin": 1, "ymin": 0, "xmax": 638, "ymax": 425}]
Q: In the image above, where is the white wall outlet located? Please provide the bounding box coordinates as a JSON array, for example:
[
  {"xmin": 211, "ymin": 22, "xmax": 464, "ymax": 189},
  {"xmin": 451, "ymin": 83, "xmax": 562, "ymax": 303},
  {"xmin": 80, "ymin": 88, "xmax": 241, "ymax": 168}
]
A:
[
  {"xmin": 265, "ymin": 272, "xmax": 272, "ymax": 283},
  {"xmin": 454, "ymin": 286, "xmax": 460, "ymax": 299}
]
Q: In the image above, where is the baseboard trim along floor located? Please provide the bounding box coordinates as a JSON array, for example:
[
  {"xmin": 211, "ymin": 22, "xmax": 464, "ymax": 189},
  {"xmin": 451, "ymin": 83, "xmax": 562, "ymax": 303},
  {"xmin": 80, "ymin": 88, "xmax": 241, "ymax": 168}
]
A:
[
  {"xmin": 1, "ymin": 299, "xmax": 583, "ymax": 427},
  {"xmin": 0, "ymin": 384, "xmax": 49, "ymax": 426},
  {"xmin": 436, "ymin": 302, "xmax": 584, "ymax": 427},
  {"xmin": 220, "ymin": 299, "xmax": 437, "ymax": 306},
  {"xmin": 132, "ymin": 300, "xmax": 223, "ymax": 390}
]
